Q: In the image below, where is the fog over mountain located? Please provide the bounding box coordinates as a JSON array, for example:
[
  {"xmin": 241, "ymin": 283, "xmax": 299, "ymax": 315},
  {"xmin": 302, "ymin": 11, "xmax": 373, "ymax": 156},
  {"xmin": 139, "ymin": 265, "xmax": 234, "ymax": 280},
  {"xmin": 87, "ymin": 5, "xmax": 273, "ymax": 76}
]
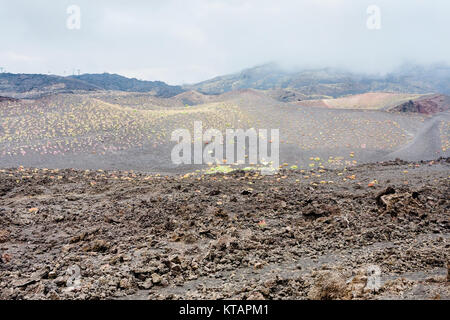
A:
[
  {"xmin": 1, "ymin": 0, "xmax": 450, "ymax": 84},
  {"xmin": 2, "ymin": 62, "xmax": 450, "ymax": 99},
  {"xmin": 185, "ymin": 63, "xmax": 450, "ymax": 96}
]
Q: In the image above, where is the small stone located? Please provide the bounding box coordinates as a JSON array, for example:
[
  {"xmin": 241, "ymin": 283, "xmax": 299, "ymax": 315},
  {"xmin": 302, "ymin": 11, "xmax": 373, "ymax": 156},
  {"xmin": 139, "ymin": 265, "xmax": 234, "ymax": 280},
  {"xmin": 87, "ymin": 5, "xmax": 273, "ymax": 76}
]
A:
[
  {"xmin": 83, "ymin": 239, "xmax": 110, "ymax": 252},
  {"xmin": 54, "ymin": 276, "xmax": 67, "ymax": 287},
  {"xmin": 161, "ymin": 279, "xmax": 169, "ymax": 287},
  {"xmin": 254, "ymin": 262, "xmax": 264, "ymax": 270},
  {"xmin": 140, "ymin": 278, "xmax": 153, "ymax": 289},
  {"xmin": 12, "ymin": 278, "xmax": 37, "ymax": 288},
  {"xmin": 247, "ymin": 291, "xmax": 265, "ymax": 300},
  {"xmin": 169, "ymin": 255, "xmax": 182, "ymax": 265},
  {"xmin": 54, "ymin": 215, "xmax": 65, "ymax": 222},
  {"xmin": 171, "ymin": 264, "xmax": 182, "ymax": 273},
  {"xmin": 119, "ymin": 278, "xmax": 132, "ymax": 289},
  {"xmin": 151, "ymin": 273, "xmax": 162, "ymax": 285},
  {"xmin": 0, "ymin": 229, "xmax": 9, "ymax": 243}
]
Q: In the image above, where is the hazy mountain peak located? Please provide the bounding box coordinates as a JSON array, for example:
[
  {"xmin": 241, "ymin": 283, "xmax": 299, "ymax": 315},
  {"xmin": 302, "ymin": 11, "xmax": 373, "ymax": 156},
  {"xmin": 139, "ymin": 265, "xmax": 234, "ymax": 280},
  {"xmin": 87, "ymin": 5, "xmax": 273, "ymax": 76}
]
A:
[{"xmin": 185, "ymin": 63, "xmax": 450, "ymax": 97}]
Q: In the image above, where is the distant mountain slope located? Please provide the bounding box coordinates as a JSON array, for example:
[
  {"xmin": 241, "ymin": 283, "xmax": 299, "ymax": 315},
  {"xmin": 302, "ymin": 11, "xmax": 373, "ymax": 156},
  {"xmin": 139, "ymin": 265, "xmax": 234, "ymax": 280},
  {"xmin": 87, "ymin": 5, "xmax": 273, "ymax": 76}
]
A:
[
  {"xmin": 0, "ymin": 73, "xmax": 184, "ymax": 99},
  {"xmin": 0, "ymin": 96, "xmax": 19, "ymax": 102},
  {"xmin": 389, "ymin": 94, "xmax": 450, "ymax": 114},
  {"xmin": 2, "ymin": 63, "xmax": 449, "ymax": 100},
  {"xmin": 186, "ymin": 63, "xmax": 450, "ymax": 97},
  {"xmin": 0, "ymin": 73, "xmax": 100, "ymax": 98},
  {"xmin": 69, "ymin": 73, "xmax": 184, "ymax": 98}
]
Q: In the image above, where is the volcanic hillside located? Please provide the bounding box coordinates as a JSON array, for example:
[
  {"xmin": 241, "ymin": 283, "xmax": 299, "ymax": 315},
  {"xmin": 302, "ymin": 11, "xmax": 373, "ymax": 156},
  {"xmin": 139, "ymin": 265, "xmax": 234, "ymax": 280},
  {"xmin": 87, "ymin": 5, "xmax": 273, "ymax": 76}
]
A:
[
  {"xmin": 0, "ymin": 89, "xmax": 449, "ymax": 172},
  {"xmin": 186, "ymin": 63, "xmax": 450, "ymax": 96},
  {"xmin": 0, "ymin": 73, "xmax": 183, "ymax": 99}
]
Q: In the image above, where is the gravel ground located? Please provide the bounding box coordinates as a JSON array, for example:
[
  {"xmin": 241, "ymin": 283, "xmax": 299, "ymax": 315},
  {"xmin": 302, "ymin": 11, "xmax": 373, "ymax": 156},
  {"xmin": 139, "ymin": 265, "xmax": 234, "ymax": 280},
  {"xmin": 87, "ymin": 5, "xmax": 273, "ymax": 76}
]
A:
[{"xmin": 0, "ymin": 159, "xmax": 449, "ymax": 300}]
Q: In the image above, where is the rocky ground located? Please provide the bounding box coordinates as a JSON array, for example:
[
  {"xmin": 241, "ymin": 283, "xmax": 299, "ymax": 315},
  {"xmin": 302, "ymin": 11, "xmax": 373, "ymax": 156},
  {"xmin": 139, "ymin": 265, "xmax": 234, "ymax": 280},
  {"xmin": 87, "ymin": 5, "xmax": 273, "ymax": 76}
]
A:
[
  {"xmin": 391, "ymin": 94, "xmax": 450, "ymax": 115},
  {"xmin": 0, "ymin": 159, "xmax": 449, "ymax": 300}
]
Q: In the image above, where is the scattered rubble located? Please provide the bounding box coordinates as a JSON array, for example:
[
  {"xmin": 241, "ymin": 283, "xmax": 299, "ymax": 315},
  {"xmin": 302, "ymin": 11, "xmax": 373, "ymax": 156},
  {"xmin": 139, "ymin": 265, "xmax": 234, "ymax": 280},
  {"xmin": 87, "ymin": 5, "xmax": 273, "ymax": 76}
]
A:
[{"xmin": 0, "ymin": 159, "xmax": 448, "ymax": 299}]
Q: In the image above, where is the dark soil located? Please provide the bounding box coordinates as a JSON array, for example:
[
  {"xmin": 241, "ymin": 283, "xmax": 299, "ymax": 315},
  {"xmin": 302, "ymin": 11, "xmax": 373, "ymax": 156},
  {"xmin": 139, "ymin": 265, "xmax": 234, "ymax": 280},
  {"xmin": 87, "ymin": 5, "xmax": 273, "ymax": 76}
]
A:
[
  {"xmin": 0, "ymin": 159, "xmax": 449, "ymax": 300},
  {"xmin": 391, "ymin": 94, "xmax": 450, "ymax": 115}
]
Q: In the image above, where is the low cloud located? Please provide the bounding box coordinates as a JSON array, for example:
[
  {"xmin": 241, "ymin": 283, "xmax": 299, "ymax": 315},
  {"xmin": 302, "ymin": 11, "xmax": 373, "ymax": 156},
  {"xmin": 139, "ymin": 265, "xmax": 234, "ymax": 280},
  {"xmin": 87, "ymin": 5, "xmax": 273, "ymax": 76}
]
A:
[{"xmin": 0, "ymin": 0, "xmax": 449, "ymax": 84}]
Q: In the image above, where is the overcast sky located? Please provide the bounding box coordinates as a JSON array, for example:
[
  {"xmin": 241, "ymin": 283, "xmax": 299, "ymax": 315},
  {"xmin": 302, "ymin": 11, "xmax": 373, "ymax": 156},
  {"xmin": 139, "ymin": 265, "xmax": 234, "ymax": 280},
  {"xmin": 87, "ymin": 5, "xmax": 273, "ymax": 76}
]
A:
[{"xmin": 0, "ymin": 0, "xmax": 449, "ymax": 84}]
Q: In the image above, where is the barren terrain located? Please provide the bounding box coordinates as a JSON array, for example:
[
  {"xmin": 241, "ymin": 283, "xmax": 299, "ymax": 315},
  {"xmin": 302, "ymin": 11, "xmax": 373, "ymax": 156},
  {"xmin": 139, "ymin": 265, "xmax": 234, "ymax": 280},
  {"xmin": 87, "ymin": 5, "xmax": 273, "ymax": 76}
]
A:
[
  {"xmin": 0, "ymin": 159, "xmax": 448, "ymax": 300},
  {"xmin": 0, "ymin": 86, "xmax": 449, "ymax": 300},
  {"xmin": 1, "ymin": 91, "xmax": 449, "ymax": 173}
]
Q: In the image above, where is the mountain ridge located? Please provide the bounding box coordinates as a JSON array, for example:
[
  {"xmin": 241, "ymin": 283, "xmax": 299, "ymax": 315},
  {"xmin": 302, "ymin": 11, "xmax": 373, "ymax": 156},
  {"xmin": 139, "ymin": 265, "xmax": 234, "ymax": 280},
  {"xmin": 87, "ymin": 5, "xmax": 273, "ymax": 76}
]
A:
[
  {"xmin": 69, "ymin": 73, "xmax": 184, "ymax": 98},
  {"xmin": 0, "ymin": 72, "xmax": 183, "ymax": 99},
  {"xmin": 1, "ymin": 63, "xmax": 450, "ymax": 99},
  {"xmin": 184, "ymin": 63, "xmax": 450, "ymax": 97}
]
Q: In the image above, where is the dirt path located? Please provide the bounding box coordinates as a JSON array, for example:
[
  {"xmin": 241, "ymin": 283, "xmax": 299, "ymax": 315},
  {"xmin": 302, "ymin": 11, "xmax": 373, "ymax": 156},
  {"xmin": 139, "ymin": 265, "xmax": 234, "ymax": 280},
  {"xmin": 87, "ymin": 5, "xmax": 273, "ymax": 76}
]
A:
[{"xmin": 386, "ymin": 113, "xmax": 450, "ymax": 161}]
